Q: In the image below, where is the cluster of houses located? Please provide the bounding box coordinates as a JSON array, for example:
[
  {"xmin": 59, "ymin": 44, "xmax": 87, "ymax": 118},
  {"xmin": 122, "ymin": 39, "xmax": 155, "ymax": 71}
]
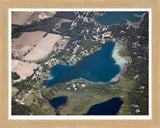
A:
[
  {"xmin": 16, "ymin": 89, "xmax": 33, "ymax": 105},
  {"xmin": 71, "ymin": 12, "xmax": 90, "ymax": 30},
  {"xmin": 43, "ymin": 58, "xmax": 59, "ymax": 67},
  {"xmin": 71, "ymin": 21, "xmax": 77, "ymax": 28},
  {"xmin": 132, "ymin": 41, "xmax": 141, "ymax": 48},
  {"xmin": 132, "ymin": 104, "xmax": 141, "ymax": 113},
  {"xmin": 92, "ymin": 30, "xmax": 112, "ymax": 44},
  {"xmin": 77, "ymin": 12, "xmax": 89, "ymax": 22},
  {"xmin": 66, "ymin": 83, "xmax": 87, "ymax": 91},
  {"xmin": 32, "ymin": 65, "xmax": 43, "ymax": 80},
  {"xmin": 54, "ymin": 36, "xmax": 70, "ymax": 52},
  {"xmin": 80, "ymin": 50, "xmax": 89, "ymax": 56}
]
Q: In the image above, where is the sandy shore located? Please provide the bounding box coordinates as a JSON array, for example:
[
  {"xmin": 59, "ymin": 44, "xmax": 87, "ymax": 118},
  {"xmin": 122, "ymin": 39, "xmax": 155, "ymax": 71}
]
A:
[
  {"xmin": 110, "ymin": 42, "xmax": 128, "ymax": 83},
  {"xmin": 112, "ymin": 42, "xmax": 128, "ymax": 70}
]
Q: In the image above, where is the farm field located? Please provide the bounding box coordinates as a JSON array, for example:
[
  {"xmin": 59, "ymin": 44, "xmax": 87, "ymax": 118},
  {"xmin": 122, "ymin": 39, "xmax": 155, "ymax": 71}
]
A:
[
  {"xmin": 23, "ymin": 33, "xmax": 61, "ymax": 62},
  {"xmin": 12, "ymin": 11, "xmax": 56, "ymax": 25},
  {"xmin": 12, "ymin": 59, "xmax": 38, "ymax": 82},
  {"xmin": 12, "ymin": 11, "xmax": 33, "ymax": 25},
  {"xmin": 12, "ymin": 31, "xmax": 46, "ymax": 58}
]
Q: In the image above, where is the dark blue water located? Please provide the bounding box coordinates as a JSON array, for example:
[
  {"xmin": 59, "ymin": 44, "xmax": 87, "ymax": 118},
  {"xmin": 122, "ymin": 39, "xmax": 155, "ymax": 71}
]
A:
[
  {"xmin": 86, "ymin": 97, "xmax": 123, "ymax": 115},
  {"xmin": 95, "ymin": 11, "xmax": 146, "ymax": 26},
  {"xmin": 43, "ymin": 42, "xmax": 120, "ymax": 86},
  {"xmin": 49, "ymin": 96, "xmax": 67, "ymax": 109},
  {"xmin": 43, "ymin": 12, "xmax": 146, "ymax": 87}
]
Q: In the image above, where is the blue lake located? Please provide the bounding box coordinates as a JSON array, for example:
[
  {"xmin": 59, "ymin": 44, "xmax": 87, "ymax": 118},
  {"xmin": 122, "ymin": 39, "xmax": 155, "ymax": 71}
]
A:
[
  {"xmin": 43, "ymin": 42, "xmax": 121, "ymax": 86},
  {"xmin": 43, "ymin": 12, "xmax": 146, "ymax": 87},
  {"xmin": 49, "ymin": 96, "xmax": 68, "ymax": 115},
  {"xmin": 49, "ymin": 96, "xmax": 67, "ymax": 109},
  {"xmin": 86, "ymin": 97, "xmax": 123, "ymax": 115},
  {"xmin": 42, "ymin": 12, "xmax": 147, "ymax": 115},
  {"xmin": 95, "ymin": 11, "xmax": 146, "ymax": 25}
]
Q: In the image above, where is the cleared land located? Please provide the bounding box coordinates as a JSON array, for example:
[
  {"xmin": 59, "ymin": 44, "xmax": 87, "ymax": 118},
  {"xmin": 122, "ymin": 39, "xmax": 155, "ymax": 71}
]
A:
[
  {"xmin": 12, "ymin": 59, "xmax": 38, "ymax": 82},
  {"xmin": 23, "ymin": 33, "xmax": 61, "ymax": 62},
  {"xmin": 42, "ymin": 80, "xmax": 125, "ymax": 115},
  {"xmin": 12, "ymin": 31, "xmax": 46, "ymax": 58},
  {"xmin": 26, "ymin": 11, "xmax": 56, "ymax": 23},
  {"xmin": 12, "ymin": 11, "xmax": 56, "ymax": 25},
  {"xmin": 12, "ymin": 12, "xmax": 34, "ymax": 25},
  {"xmin": 12, "ymin": 87, "xmax": 19, "ymax": 97}
]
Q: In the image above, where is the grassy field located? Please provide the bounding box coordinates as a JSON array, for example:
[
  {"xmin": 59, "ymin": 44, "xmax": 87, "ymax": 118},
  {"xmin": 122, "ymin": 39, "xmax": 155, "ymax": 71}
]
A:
[
  {"xmin": 12, "ymin": 87, "xmax": 19, "ymax": 97},
  {"xmin": 23, "ymin": 93, "xmax": 34, "ymax": 106},
  {"xmin": 42, "ymin": 78, "xmax": 133, "ymax": 115},
  {"xmin": 23, "ymin": 84, "xmax": 56, "ymax": 115}
]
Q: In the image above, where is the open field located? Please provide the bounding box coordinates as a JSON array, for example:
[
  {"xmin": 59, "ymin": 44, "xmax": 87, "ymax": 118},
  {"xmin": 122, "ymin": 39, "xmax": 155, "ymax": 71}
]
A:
[
  {"xmin": 23, "ymin": 33, "xmax": 61, "ymax": 62},
  {"xmin": 12, "ymin": 87, "xmax": 19, "ymax": 97},
  {"xmin": 12, "ymin": 59, "xmax": 38, "ymax": 82},
  {"xmin": 12, "ymin": 12, "xmax": 33, "ymax": 25},
  {"xmin": 42, "ymin": 76, "xmax": 137, "ymax": 115},
  {"xmin": 23, "ymin": 93, "xmax": 34, "ymax": 106},
  {"xmin": 12, "ymin": 11, "xmax": 56, "ymax": 25},
  {"xmin": 12, "ymin": 31, "xmax": 46, "ymax": 58},
  {"xmin": 42, "ymin": 80, "xmax": 126, "ymax": 115}
]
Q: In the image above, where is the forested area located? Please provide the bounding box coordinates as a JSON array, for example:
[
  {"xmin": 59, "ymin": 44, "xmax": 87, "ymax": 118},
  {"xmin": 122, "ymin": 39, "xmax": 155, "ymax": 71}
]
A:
[
  {"xmin": 54, "ymin": 12, "xmax": 77, "ymax": 20},
  {"xmin": 55, "ymin": 17, "xmax": 101, "ymax": 63},
  {"xmin": 12, "ymin": 76, "xmax": 33, "ymax": 91},
  {"xmin": 108, "ymin": 14, "xmax": 149, "ymax": 115},
  {"xmin": 12, "ymin": 16, "xmax": 60, "ymax": 38},
  {"xmin": 12, "ymin": 100, "xmax": 31, "ymax": 115},
  {"xmin": 12, "ymin": 72, "xmax": 20, "ymax": 80}
]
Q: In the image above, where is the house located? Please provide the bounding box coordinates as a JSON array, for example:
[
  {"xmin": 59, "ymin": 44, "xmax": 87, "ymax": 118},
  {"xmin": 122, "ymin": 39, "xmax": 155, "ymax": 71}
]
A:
[
  {"xmin": 140, "ymin": 86, "xmax": 145, "ymax": 89},
  {"xmin": 96, "ymin": 27, "xmax": 100, "ymax": 33},
  {"xmin": 135, "ymin": 109, "xmax": 140, "ymax": 113},
  {"xmin": 133, "ymin": 42, "xmax": 138, "ymax": 48},
  {"xmin": 132, "ymin": 104, "xmax": 139, "ymax": 108},
  {"xmin": 66, "ymin": 87, "xmax": 71, "ymax": 90},
  {"xmin": 81, "ymin": 84, "xmax": 86, "ymax": 88},
  {"xmin": 16, "ymin": 93, "xmax": 22, "ymax": 100},
  {"xmin": 92, "ymin": 35, "xmax": 99, "ymax": 41},
  {"xmin": 134, "ymin": 74, "xmax": 139, "ymax": 79},
  {"xmin": 133, "ymin": 52, "xmax": 137, "ymax": 55}
]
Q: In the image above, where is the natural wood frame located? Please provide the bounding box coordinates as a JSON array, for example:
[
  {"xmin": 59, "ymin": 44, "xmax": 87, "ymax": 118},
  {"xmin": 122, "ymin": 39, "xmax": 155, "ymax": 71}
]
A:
[{"xmin": 0, "ymin": 0, "xmax": 160, "ymax": 127}]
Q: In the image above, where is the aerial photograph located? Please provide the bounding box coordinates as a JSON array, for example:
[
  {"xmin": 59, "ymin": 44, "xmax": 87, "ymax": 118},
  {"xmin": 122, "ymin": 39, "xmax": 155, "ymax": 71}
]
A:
[{"xmin": 11, "ymin": 10, "xmax": 149, "ymax": 116}]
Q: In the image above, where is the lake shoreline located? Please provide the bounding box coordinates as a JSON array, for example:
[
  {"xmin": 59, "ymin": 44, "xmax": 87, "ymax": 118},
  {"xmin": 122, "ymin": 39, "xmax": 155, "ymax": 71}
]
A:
[
  {"xmin": 42, "ymin": 42, "xmax": 128, "ymax": 89},
  {"xmin": 94, "ymin": 12, "xmax": 146, "ymax": 26},
  {"xmin": 110, "ymin": 42, "xmax": 128, "ymax": 83}
]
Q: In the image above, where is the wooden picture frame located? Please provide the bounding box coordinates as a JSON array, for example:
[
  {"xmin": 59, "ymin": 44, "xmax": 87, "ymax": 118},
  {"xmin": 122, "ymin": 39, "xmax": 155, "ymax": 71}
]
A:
[{"xmin": 0, "ymin": 0, "xmax": 160, "ymax": 127}]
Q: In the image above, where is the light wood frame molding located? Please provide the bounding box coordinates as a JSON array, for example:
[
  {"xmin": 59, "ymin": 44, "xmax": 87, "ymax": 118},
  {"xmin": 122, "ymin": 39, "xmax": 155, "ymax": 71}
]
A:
[{"xmin": 0, "ymin": 0, "xmax": 160, "ymax": 128}]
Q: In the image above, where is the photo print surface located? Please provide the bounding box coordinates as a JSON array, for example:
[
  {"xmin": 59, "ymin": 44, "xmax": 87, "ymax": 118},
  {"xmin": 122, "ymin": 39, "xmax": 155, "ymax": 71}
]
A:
[{"xmin": 10, "ymin": 9, "xmax": 151, "ymax": 119}]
